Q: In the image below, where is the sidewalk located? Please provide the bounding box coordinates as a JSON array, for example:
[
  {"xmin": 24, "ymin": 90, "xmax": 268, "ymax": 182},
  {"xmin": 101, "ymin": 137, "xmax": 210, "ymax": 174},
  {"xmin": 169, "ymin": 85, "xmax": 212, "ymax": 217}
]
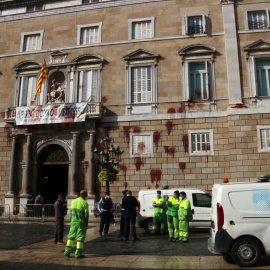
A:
[{"xmin": 0, "ymin": 221, "xmax": 269, "ymax": 269}]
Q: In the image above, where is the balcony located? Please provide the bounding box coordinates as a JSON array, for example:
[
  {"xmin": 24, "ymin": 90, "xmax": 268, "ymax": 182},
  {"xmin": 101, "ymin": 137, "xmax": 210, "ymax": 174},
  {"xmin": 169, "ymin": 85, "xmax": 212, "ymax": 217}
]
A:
[{"xmin": 4, "ymin": 102, "xmax": 103, "ymax": 124}]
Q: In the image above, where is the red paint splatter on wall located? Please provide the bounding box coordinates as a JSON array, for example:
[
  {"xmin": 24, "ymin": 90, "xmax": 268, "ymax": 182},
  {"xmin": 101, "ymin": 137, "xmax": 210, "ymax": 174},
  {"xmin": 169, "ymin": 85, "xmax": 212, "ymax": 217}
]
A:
[
  {"xmin": 167, "ymin": 108, "xmax": 176, "ymax": 114},
  {"xmin": 4, "ymin": 124, "xmax": 12, "ymax": 146},
  {"xmin": 182, "ymin": 135, "xmax": 189, "ymax": 153},
  {"xmin": 46, "ymin": 134, "xmax": 54, "ymax": 141},
  {"xmin": 104, "ymin": 126, "xmax": 112, "ymax": 135},
  {"xmin": 153, "ymin": 131, "xmax": 161, "ymax": 151},
  {"xmin": 178, "ymin": 103, "xmax": 186, "ymax": 113},
  {"xmin": 135, "ymin": 157, "xmax": 144, "ymax": 171},
  {"xmin": 189, "ymin": 103, "xmax": 209, "ymax": 111},
  {"xmin": 120, "ymin": 164, "xmax": 128, "ymax": 188},
  {"xmin": 165, "ymin": 120, "xmax": 175, "ymax": 136},
  {"xmin": 164, "ymin": 146, "xmax": 175, "ymax": 158},
  {"xmin": 81, "ymin": 151, "xmax": 86, "ymax": 160},
  {"xmin": 138, "ymin": 142, "xmax": 146, "ymax": 153},
  {"xmin": 101, "ymin": 96, "xmax": 107, "ymax": 105},
  {"xmin": 179, "ymin": 162, "xmax": 186, "ymax": 173},
  {"xmin": 100, "ymin": 141, "xmax": 105, "ymax": 149},
  {"xmin": 84, "ymin": 161, "xmax": 89, "ymax": 174},
  {"xmin": 123, "ymin": 126, "xmax": 141, "ymax": 143},
  {"xmin": 133, "ymin": 126, "xmax": 141, "ymax": 133},
  {"xmin": 123, "ymin": 126, "xmax": 132, "ymax": 143},
  {"xmin": 231, "ymin": 103, "xmax": 245, "ymax": 109},
  {"xmin": 150, "ymin": 169, "xmax": 162, "ymax": 188}
]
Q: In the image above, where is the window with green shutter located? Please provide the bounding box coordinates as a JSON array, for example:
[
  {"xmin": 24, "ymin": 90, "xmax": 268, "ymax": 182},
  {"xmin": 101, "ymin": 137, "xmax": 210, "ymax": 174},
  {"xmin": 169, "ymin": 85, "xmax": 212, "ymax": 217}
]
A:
[{"xmin": 256, "ymin": 59, "xmax": 270, "ymax": 96}]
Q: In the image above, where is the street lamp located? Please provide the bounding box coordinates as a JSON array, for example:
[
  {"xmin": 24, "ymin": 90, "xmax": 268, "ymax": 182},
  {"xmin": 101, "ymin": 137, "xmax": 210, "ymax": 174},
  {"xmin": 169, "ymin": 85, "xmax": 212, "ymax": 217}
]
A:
[{"xmin": 93, "ymin": 133, "xmax": 123, "ymax": 192}]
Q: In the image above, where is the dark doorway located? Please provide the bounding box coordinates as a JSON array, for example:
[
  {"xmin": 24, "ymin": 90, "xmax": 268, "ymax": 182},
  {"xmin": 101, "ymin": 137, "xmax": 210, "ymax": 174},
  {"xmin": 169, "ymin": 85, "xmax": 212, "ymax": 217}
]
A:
[
  {"xmin": 37, "ymin": 144, "xmax": 69, "ymax": 204},
  {"xmin": 40, "ymin": 164, "xmax": 68, "ymax": 204}
]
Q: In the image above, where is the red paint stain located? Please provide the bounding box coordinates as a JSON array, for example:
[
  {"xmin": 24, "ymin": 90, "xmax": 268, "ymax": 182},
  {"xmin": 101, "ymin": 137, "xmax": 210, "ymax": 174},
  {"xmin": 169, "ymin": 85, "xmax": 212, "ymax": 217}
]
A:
[
  {"xmin": 135, "ymin": 157, "xmax": 144, "ymax": 171},
  {"xmin": 164, "ymin": 146, "xmax": 175, "ymax": 158},
  {"xmin": 104, "ymin": 126, "xmax": 112, "ymax": 135},
  {"xmin": 150, "ymin": 169, "xmax": 162, "ymax": 189},
  {"xmin": 179, "ymin": 162, "xmax": 186, "ymax": 173},
  {"xmin": 153, "ymin": 131, "xmax": 161, "ymax": 151},
  {"xmin": 46, "ymin": 134, "xmax": 54, "ymax": 141},
  {"xmin": 4, "ymin": 124, "xmax": 12, "ymax": 146},
  {"xmin": 123, "ymin": 126, "xmax": 132, "ymax": 143},
  {"xmin": 123, "ymin": 126, "xmax": 141, "ymax": 143},
  {"xmin": 133, "ymin": 126, "xmax": 141, "ymax": 133},
  {"xmin": 165, "ymin": 120, "xmax": 175, "ymax": 136},
  {"xmin": 84, "ymin": 161, "xmax": 89, "ymax": 174},
  {"xmin": 91, "ymin": 157, "xmax": 95, "ymax": 164},
  {"xmin": 167, "ymin": 108, "xmax": 176, "ymax": 114},
  {"xmin": 100, "ymin": 141, "xmax": 105, "ymax": 149},
  {"xmin": 232, "ymin": 103, "xmax": 245, "ymax": 109},
  {"xmin": 182, "ymin": 135, "xmax": 189, "ymax": 153},
  {"xmin": 120, "ymin": 164, "xmax": 128, "ymax": 188},
  {"xmin": 101, "ymin": 96, "xmax": 107, "ymax": 105},
  {"xmin": 81, "ymin": 151, "xmax": 86, "ymax": 160},
  {"xmin": 178, "ymin": 103, "xmax": 186, "ymax": 113},
  {"xmin": 138, "ymin": 142, "xmax": 146, "ymax": 153},
  {"xmin": 189, "ymin": 103, "xmax": 209, "ymax": 111}
]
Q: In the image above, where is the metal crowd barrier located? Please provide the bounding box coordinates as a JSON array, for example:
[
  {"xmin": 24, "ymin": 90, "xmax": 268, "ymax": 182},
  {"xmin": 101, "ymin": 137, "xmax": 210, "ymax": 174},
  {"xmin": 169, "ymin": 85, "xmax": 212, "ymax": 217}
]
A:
[
  {"xmin": 0, "ymin": 204, "xmax": 10, "ymax": 221},
  {"xmin": 14, "ymin": 204, "xmax": 43, "ymax": 221}
]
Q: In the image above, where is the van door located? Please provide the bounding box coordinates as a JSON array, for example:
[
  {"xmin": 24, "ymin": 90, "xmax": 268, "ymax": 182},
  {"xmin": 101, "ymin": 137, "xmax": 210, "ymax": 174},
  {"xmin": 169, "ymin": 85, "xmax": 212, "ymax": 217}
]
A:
[{"xmin": 190, "ymin": 191, "xmax": 212, "ymax": 228}]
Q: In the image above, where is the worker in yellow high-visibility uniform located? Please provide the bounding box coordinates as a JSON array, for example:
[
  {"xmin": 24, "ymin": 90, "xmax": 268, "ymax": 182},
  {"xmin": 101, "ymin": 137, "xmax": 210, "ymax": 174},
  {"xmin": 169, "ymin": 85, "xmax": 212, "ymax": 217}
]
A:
[
  {"xmin": 165, "ymin": 190, "xmax": 180, "ymax": 242},
  {"xmin": 178, "ymin": 191, "xmax": 193, "ymax": 243},
  {"xmin": 64, "ymin": 190, "xmax": 89, "ymax": 258},
  {"xmin": 152, "ymin": 190, "xmax": 165, "ymax": 235}
]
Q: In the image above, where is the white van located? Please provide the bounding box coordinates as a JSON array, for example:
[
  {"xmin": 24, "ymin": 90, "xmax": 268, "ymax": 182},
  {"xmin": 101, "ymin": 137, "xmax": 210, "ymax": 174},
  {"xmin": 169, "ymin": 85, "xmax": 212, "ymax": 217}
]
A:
[
  {"xmin": 208, "ymin": 176, "xmax": 270, "ymax": 267},
  {"xmin": 136, "ymin": 188, "xmax": 212, "ymax": 233}
]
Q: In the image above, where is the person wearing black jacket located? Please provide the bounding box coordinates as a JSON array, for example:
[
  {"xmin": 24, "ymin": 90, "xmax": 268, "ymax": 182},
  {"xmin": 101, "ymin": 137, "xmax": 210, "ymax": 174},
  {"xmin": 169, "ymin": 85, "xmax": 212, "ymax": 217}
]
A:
[
  {"xmin": 54, "ymin": 194, "xmax": 65, "ymax": 245},
  {"xmin": 121, "ymin": 190, "xmax": 139, "ymax": 241}
]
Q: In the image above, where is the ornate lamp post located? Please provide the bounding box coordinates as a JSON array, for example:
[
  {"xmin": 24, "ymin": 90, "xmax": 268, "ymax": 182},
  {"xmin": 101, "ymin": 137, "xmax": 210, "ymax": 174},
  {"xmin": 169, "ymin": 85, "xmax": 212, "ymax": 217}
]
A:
[{"xmin": 93, "ymin": 133, "xmax": 123, "ymax": 193}]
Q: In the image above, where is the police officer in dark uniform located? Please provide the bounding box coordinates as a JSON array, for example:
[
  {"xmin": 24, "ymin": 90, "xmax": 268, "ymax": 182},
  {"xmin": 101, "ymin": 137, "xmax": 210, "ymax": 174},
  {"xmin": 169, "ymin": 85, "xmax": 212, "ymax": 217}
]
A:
[{"xmin": 98, "ymin": 192, "xmax": 114, "ymax": 237}]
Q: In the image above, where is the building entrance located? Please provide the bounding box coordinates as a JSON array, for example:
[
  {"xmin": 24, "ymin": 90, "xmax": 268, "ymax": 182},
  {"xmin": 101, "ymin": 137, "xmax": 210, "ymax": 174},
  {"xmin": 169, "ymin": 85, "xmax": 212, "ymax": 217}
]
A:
[{"xmin": 37, "ymin": 144, "xmax": 69, "ymax": 204}]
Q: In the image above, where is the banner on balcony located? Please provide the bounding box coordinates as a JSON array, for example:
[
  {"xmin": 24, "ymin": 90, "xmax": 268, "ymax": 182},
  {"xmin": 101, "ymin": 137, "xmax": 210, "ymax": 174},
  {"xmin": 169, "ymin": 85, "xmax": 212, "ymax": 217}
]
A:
[{"xmin": 15, "ymin": 103, "xmax": 87, "ymax": 125}]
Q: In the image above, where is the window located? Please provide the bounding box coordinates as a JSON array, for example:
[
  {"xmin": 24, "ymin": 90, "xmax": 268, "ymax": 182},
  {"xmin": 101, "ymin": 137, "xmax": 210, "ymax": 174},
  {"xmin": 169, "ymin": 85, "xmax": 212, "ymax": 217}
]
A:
[
  {"xmin": 192, "ymin": 193, "xmax": 211, "ymax": 208},
  {"xmin": 129, "ymin": 17, "xmax": 155, "ymax": 40},
  {"xmin": 248, "ymin": 11, "xmax": 269, "ymax": 30},
  {"xmin": 27, "ymin": 5, "xmax": 43, "ymax": 12},
  {"xmin": 256, "ymin": 59, "xmax": 270, "ymax": 96},
  {"xmin": 131, "ymin": 66, "xmax": 152, "ymax": 103},
  {"xmin": 188, "ymin": 16, "xmax": 204, "ymax": 35},
  {"xmin": 77, "ymin": 23, "xmax": 102, "ymax": 45},
  {"xmin": 190, "ymin": 62, "xmax": 209, "ymax": 100},
  {"xmin": 21, "ymin": 31, "xmax": 44, "ymax": 52},
  {"xmin": 179, "ymin": 44, "xmax": 216, "ymax": 105},
  {"xmin": 82, "ymin": 0, "xmax": 99, "ymax": 3},
  {"xmin": 188, "ymin": 130, "xmax": 214, "ymax": 156},
  {"xmin": 130, "ymin": 133, "xmax": 153, "ymax": 157},
  {"xmin": 183, "ymin": 14, "xmax": 208, "ymax": 35},
  {"xmin": 17, "ymin": 76, "xmax": 38, "ymax": 106},
  {"xmin": 77, "ymin": 70, "xmax": 98, "ymax": 102},
  {"xmin": 257, "ymin": 126, "xmax": 270, "ymax": 152},
  {"xmin": 124, "ymin": 49, "xmax": 158, "ymax": 115}
]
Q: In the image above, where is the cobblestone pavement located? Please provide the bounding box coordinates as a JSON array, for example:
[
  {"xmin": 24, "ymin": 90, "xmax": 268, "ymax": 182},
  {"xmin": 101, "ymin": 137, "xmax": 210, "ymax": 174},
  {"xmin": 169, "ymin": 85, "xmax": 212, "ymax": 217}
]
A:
[{"xmin": 0, "ymin": 221, "xmax": 270, "ymax": 270}]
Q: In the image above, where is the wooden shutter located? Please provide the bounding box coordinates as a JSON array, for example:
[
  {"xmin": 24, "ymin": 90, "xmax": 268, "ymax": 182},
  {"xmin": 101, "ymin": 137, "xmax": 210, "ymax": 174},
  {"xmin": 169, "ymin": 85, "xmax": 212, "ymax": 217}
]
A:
[
  {"xmin": 184, "ymin": 15, "xmax": 188, "ymax": 35},
  {"xmin": 20, "ymin": 77, "xmax": 29, "ymax": 106},
  {"xmin": 202, "ymin": 14, "xmax": 207, "ymax": 34},
  {"xmin": 28, "ymin": 76, "xmax": 37, "ymax": 105}
]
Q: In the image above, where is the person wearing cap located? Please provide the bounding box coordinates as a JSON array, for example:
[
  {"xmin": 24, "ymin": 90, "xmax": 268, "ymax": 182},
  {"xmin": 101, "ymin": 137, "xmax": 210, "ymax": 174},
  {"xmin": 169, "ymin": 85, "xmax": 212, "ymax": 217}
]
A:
[
  {"xmin": 119, "ymin": 190, "xmax": 128, "ymax": 237},
  {"xmin": 98, "ymin": 192, "xmax": 114, "ymax": 237},
  {"xmin": 64, "ymin": 190, "xmax": 89, "ymax": 258}
]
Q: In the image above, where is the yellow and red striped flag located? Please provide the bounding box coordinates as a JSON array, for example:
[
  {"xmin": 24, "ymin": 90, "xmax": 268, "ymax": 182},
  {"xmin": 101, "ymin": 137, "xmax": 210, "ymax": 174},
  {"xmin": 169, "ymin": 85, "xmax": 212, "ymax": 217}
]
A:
[{"xmin": 34, "ymin": 60, "xmax": 46, "ymax": 100}]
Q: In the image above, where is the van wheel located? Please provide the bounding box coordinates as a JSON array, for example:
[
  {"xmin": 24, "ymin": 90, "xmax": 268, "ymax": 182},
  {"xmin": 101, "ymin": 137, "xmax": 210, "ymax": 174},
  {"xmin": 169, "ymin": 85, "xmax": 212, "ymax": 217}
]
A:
[
  {"xmin": 230, "ymin": 238, "xmax": 262, "ymax": 267},
  {"xmin": 144, "ymin": 218, "xmax": 154, "ymax": 234}
]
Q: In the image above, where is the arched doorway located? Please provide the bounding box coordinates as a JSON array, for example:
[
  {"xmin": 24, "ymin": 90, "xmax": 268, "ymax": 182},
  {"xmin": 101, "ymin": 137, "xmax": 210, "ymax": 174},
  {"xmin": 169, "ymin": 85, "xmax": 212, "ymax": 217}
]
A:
[{"xmin": 37, "ymin": 144, "xmax": 69, "ymax": 204}]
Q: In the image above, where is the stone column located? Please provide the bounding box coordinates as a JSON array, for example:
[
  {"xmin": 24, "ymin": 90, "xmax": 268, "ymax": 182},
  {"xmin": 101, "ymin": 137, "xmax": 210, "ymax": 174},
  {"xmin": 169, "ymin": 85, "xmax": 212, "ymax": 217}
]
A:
[
  {"xmin": 5, "ymin": 136, "xmax": 19, "ymax": 212},
  {"xmin": 87, "ymin": 133, "xmax": 96, "ymax": 200},
  {"xmin": 221, "ymin": 0, "xmax": 242, "ymax": 105},
  {"xmin": 69, "ymin": 132, "xmax": 80, "ymax": 196},
  {"xmin": 23, "ymin": 134, "xmax": 33, "ymax": 195}
]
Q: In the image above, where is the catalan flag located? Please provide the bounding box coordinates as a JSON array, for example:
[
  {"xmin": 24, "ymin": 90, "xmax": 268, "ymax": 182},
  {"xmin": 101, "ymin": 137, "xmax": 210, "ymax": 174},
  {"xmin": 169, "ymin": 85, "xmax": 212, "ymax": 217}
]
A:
[{"xmin": 34, "ymin": 60, "xmax": 46, "ymax": 100}]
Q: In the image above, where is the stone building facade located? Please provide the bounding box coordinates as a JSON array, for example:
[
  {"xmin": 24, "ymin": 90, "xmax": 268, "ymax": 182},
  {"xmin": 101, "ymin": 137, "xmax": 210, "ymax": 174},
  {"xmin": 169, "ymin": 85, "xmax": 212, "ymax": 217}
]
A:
[{"xmin": 0, "ymin": 0, "xmax": 270, "ymax": 207}]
